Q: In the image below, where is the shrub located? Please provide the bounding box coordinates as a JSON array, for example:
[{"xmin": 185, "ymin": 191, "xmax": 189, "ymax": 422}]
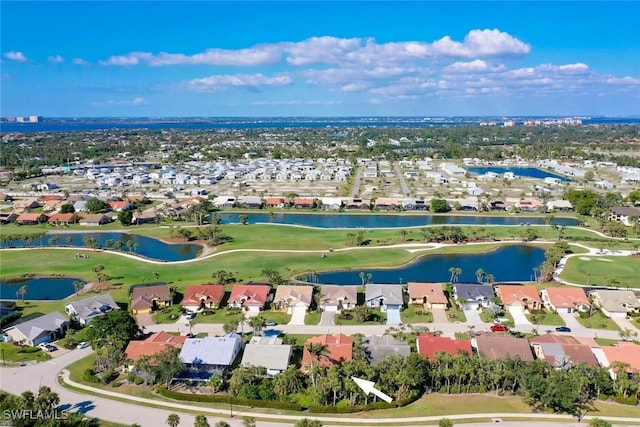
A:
[
  {"xmin": 156, "ymin": 387, "xmax": 302, "ymax": 411},
  {"xmin": 83, "ymin": 369, "xmax": 99, "ymax": 383},
  {"xmin": 612, "ymin": 395, "xmax": 638, "ymax": 406},
  {"xmin": 101, "ymin": 369, "xmax": 118, "ymax": 384}
]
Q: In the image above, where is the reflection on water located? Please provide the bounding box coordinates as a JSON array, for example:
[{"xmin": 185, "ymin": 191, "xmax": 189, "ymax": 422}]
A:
[{"xmin": 0, "ymin": 277, "xmax": 85, "ymax": 300}]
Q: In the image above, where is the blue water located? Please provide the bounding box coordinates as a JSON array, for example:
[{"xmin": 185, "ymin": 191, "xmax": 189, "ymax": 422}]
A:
[
  {"xmin": 0, "ymin": 232, "xmax": 201, "ymax": 262},
  {"xmin": 217, "ymin": 212, "xmax": 578, "ymax": 228},
  {"xmin": 316, "ymin": 245, "xmax": 545, "ymax": 285},
  {"xmin": 467, "ymin": 166, "xmax": 572, "ymax": 182},
  {"xmin": 0, "ymin": 277, "xmax": 85, "ymax": 300},
  {"xmin": 2, "ymin": 117, "xmax": 639, "ymax": 133}
]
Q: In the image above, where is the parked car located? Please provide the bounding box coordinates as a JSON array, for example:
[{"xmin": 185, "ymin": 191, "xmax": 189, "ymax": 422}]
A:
[
  {"xmin": 76, "ymin": 341, "xmax": 90, "ymax": 349},
  {"xmin": 39, "ymin": 343, "xmax": 56, "ymax": 352},
  {"xmin": 555, "ymin": 326, "xmax": 572, "ymax": 333},
  {"xmin": 265, "ymin": 320, "xmax": 277, "ymax": 327},
  {"xmin": 490, "ymin": 324, "xmax": 508, "ymax": 332}
]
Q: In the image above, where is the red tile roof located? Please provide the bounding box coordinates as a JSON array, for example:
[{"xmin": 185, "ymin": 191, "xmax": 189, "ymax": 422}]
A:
[
  {"xmin": 416, "ymin": 335, "xmax": 472, "ymax": 358},
  {"xmin": 602, "ymin": 342, "xmax": 640, "ymax": 373},
  {"xmin": 407, "ymin": 282, "xmax": 448, "ymax": 304},
  {"xmin": 124, "ymin": 331, "xmax": 185, "ymax": 361},
  {"xmin": 181, "ymin": 284, "xmax": 225, "ymax": 306},
  {"xmin": 228, "ymin": 284, "xmax": 271, "ymax": 307},
  {"xmin": 302, "ymin": 334, "xmax": 353, "ymax": 368},
  {"xmin": 495, "ymin": 285, "xmax": 541, "ymax": 306},
  {"xmin": 543, "ymin": 287, "xmax": 590, "ymax": 309}
]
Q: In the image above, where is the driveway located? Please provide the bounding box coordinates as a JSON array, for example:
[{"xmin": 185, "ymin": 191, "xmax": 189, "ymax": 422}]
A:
[
  {"xmin": 136, "ymin": 313, "xmax": 154, "ymax": 327},
  {"xmin": 558, "ymin": 312, "xmax": 584, "ymax": 331},
  {"xmin": 612, "ymin": 316, "xmax": 640, "ymax": 333},
  {"xmin": 385, "ymin": 307, "xmax": 402, "ymax": 325},
  {"xmin": 508, "ymin": 306, "xmax": 532, "ymax": 326},
  {"xmin": 464, "ymin": 306, "xmax": 487, "ymax": 328},
  {"xmin": 288, "ymin": 306, "xmax": 307, "ymax": 325},
  {"xmin": 431, "ymin": 308, "xmax": 449, "ymax": 323},
  {"xmin": 320, "ymin": 310, "xmax": 335, "ymax": 326}
]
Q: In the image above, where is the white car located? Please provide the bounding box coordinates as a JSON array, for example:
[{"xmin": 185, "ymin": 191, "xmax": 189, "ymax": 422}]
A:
[
  {"xmin": 77, "ymin": 341, "xmax": 90, "ymax": 349},
  {"xmin": 38, "ymin": 343, "xmax": 56, "ymax": 352}
]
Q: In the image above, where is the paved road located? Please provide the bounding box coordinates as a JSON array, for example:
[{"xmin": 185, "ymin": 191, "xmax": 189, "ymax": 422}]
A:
[
  {"xmin": 393, "ymin": 162, "xmax": 411, "ymax": 196},
  {"xmin": 349, "ymin": 164, "xmax": 363, "ymax": 198}
]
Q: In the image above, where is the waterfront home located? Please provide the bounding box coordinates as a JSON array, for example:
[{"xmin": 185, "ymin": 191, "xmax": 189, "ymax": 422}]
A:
[
  {"xmin": 471, "ymin": 333, "xmax": 534, "ymax": 362},
  {"xmin": 264, "ymin": 197, "xmax": 290, "ymax": 208},
  {"xmin": 494, "ymin": 285, "xmax": 541, "ymax": 311},
  {"xmin": 78, "ymin": 213, "xmax": 112, "ymax": 226},
  {"xmin": 546, "ymin": 200, "xmax": 573, "ymax": 212},
  {"xmin": 293, "ymin": 197, "xmax": 315, "ymax": 209},
  {"xmin": 364, "ymin": 284, "xmax": 404, "ymax": 325},
  {"xmin": 402, "ymin": 198, "xmax": 428, "ymax": 211},
  {"xmin": 212, "ymin": 195, "xmax": 236, "ymax": 209},
  {"xmin": 589, "ymin": 290, "xmax": 639, "ymax": 318},
  {"xmin": 178, "ymin": 334, "xmax": 244, "ymax": 379},
  {"xmin": 416, "ymin": 335, "xmax": 472, "ymax": 359},
  {"xmin": 48, "ymin": 212, "xmax": 78, "ymax": 226},
  {"xmin": 15, "ymin": 213, "xmax": 48, "ymax": 225},
  {"xmin": 132, "ymin": 210, "xmax": 157, "ymax": 224},
  {"xmin": 237, "ymin": 195, "xmax": 263, "ymax": 209},
  {"xmin": 320, "ymin": 197, "xmax": 343, "ymax": 210},
  {"xmin": 241, "ymin": 336, "xmax": 292, "ymax": 377},
  {"xmin": 453, "ymin": 284, "xmax": 495, "ymax": 309},
  {"xmin": 64, "ymin": 294, "xmax": 119, "ymax": 325},
  {"xmin": 180, "ymin": 284, "xmax": 225, "ymax": 312},
  {"xmin": 301, "ymin": 334, "xmax": 353, "ymax": 370},
  {"xmin": 608, "ymin": 207, "xmax": 640, "ymax": 226},
  {"xmin": 0, "ymin": 213, "xmax": 18, "ymax": 224},
  {"xmin": 593, "ymin": 342, "xmax": 640, "ymax": 380},
  {"xmin": 13, "ymin": 198, "xmax": 40, "ymax": 211},
  {"xmin": 363, "ymin": 334, "xmax": 411, "ymax": 365},
  {"xmin": 227, "ymin": 284, "xmax": 271, "ymax": 313},
  {"xmin": 344, "ymin": 198, "xmax": 371, "ymax": 210},
  {"xmin": 124, "ymin": 331, "xmax": 186, "ymax": 364},
  {"xmin": 130, "ymin": 284, "xmax": 172, "ymax": 314},
  {"xmin": 407, "ymin": 282, "xmax": 448, "ymax": 309},
  {"xmin": 3, "ymin": 312, "xmax": 69, "ymax": 347},
  {"xmin": 273, "ymin": 285, "xmax": 313, "ymax": 313},
  {"xmin": 530, "ymin": 334, "xmax": 598, "ymax": 368},
  {"xmin": 374, "ymin": 198, "xmax": 400, "ymax": 211},
  {"xmin": 540, "ymin": 288, "xmax": 590, "ymax": 314},
  {"xmin": 317, "ymin": 285, "xmax": 357, "ymax": 312}
]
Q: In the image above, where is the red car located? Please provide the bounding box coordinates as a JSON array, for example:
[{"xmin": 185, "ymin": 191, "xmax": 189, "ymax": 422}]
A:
[{"xmin": 490, "ymin": 324, "xmax": 508, "ymax": 332}]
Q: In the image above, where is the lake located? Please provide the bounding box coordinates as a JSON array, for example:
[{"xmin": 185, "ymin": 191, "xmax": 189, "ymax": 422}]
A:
[
  {"xmin": 217, "ymin": 212, "xmax": 578, "ymax": 228},
  {"xmin": 0, "ymin": 232, "xmax": 201, "ymax": 262},
  {"xmin": 0, "ymin": 277, "xmax": 85, "ymax": 300},
  {"xmin": 315, "ymin": 245, "xmax": 546, "ymax": 285},
  {"xmin": 467, "ymin": 166, "xmax": 572, "ymax": 182}
]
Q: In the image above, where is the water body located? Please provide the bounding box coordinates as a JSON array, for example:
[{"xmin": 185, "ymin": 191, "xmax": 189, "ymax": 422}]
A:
[
  {"xmin": 217, "ymin": 212, "xmax": 578, "ymax": 228},
  {"xmin": 316, "ymin": 245, "xmax": 546, "ymax": 285},
  {"xmin": 0, "ymin": 277, "xmax": 85, "ymax": 300},
  {"xmin": 0, "ymin": 232, "xmax": 201, "ymax": 262},
  {"xmin": 467, "ymin": 166, "xmax": 572, "ymax": 182},
  {"xmin": 2, "ymin": 117, "xmax": 639, "ymax": 133}
]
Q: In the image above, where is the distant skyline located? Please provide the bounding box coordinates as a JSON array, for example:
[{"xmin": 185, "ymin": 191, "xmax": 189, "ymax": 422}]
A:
[{"xmin": 1, "ymin": 2, "xmax": 639, "ymax": 117}]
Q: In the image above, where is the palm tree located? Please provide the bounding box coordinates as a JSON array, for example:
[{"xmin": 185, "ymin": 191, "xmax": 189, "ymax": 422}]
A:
[
  {"xmin": 16, "ymin": 285, "xmax": 28, "ymax": 302},
  {"xmin": 73, "ymin": 281, "xmax": 85, "ymax": 294},
  {"xmin": 65, "ymin": 236, "xmax": 73, "ymax": 246},
  {"xmin": 166, "ymin": 413, "xmax": 180, "ymax": 427},
  {"xmin": 249, "ymin": 316, "xmax": 266, "ymax": 336},
  {"xmin": 305, "ymin": 342, "xmax": 330, "ymax": 387},
  {"xmin": 448, "ymin": 267, "xmax": 456, "ymax": 283},
  {"xmin": 193, "ymin": 415, "xmax": 209, "ymax": 427},
  {"xmin": 475, "ymin": 268, "xmax": 485, "ymax": 283},
  {"xmin": 239, "ymin": 215, "xmax": 249, "ymax": 225}
]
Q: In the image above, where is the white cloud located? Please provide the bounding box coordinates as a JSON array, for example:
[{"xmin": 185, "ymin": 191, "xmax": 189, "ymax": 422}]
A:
[
  {"xmin": 72, "ymin": 58, "xmax": 88, "ymax": 65},
  {"xmin": 91, "ymin": 97, "xmax": 147, "ymax": 107},
  {"xmin": 251, "ymin": 100, "xmax": 342, "ymax": 106},
  {"xmin": 444, "ymin": 60, "xmax": 505, "ymax": 74},
  {"xmin": 4, "ymin": 51, "xmax": 28, "ymax": 62},
  {"xmin": 48, "ymin": 55, "xmax": 64, "ymax": 63},
  {"xmin": 184, "ymin": 73, "xmax": 292, "ymax": 92},
  {"xmin": 606, "ymin": 76, "xmax": 640, "ymax": 85}
]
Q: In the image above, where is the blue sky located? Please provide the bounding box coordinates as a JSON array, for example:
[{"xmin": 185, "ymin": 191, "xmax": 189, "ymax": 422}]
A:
[{"xmin": 1, "ymin": 1, "xmax": 639, "ymax": 117}]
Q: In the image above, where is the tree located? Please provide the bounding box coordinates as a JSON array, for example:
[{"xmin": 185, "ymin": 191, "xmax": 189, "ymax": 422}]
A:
[
  {"xmin": 214, "ymin": 422, "xmax": 230, "ymax": 427},
  {"xmin": 86, "ymin": 198, "xmax": 108, "ymax": 214},
  {"xmin": 261, "ymin": 268, "xmax": 285, "ymax": 286},
  {"xmin": 73, "ymin": 280, "xmax": 85, "ymax": 294},
  {"xmin": 249, "ymin": 315, "xmax": 266, "ymax": 336},
  {"xmin": 212, "ymin": 269, "xmax": 233, "ymax": 285},
  {"xmin": 16, "ymin": 285, "xmax": 28, "ymax": 302},
  {"xmin": 239, "ymin": 214, "xmax": 249, "ymax": 225},
  {"xmin": 153, "ymin": 346, "xmax": 184, "ymax": 388},
  {"xmin": 118, "ymin": 210, "xmax": 133, "ymax": 226},
  {"xmin": 60, "ymin": 203, "xmax": 75, "ymax": 213},
  {"xmin": 206, "ymin": 375, "xmax": 223, "ymax": 394},
  {"xmin": 294, "ymin": 419, "xmax": 323, "ymax": 427},
  {"xmin": 439, "ymin": 419, "xmax": 454, "ymax": 427},
  {"xmin": 430, "ymin": 198, "xmax": 449, "ymax": 213},
  {"xmin": 589, "ymin": 419, "xmax": 612, "ymax": 427},
  {"xmin": 273, "ymin": 365, "xmax": 306, "ymax": 398},
  {"xmin": 166, "ymin": 413, "xmax": 180, "ymax": 427},
  {"xmin": 223, "ymin": 318, "xmax": 241, "ymax": 334},
  {"xmin": 242, "ymin": 417, "xmax": 256, "ymax": 427},
  {"xmin": 87, "ymin": 309, "xmax": 140, "ymax": 350},
  {"xmin": 475, "ymin": 268, "xmax": 486, "ymax": 283},
  {"xmin": 194, "ymin": 415, "xmax": 209, "ymax": 427}
]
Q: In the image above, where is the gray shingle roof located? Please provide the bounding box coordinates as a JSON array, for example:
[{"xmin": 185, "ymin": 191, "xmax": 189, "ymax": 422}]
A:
[
  {"xmin": 9, "ymin": 312, "xmax": 68, "ymax": 341},
  {"xmin": 65, "ymin": 294, "xmax": 119, "ymax": 322},
  {"xmin": 365, "ymin": 284, "xmax": 404, "ymax": 306},
  {"xmin": 241, "ymin": 342, "xmax": 292, "ymax": 371}
]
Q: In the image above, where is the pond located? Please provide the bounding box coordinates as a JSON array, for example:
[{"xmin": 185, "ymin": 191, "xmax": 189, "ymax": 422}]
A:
[
  {"xmin": 467, "ymin": 166, "xmax": 572, "ymax": 182},
  {"xmin": 0, "ymin": 277, "xmax": 85, "ymax": 300},
  {"xmin": 315, "ymin": 245, "xmax": 546, "ymax": 285},
  {"xmin": 216, "ymin": 212, "xmax": 578, "ymax": 228},
  {"xmin": 0, "ymin": 232, "xmax": 202, "ymax": 262}
]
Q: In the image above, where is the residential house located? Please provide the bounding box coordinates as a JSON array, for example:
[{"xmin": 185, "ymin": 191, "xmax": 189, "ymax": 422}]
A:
[
  {"xmin": 530, "ymin": 334, "xmax": 598, "ymax": 368},
  {"xmin": 132, "ymin": 210, "xmax": 157, "ymax": 224},
  {"xmin": 471, "ymin": 333, "xmax": 534, "ymax": 361},
  {"xmin": 317, "ymin": 285, "xmax": 358, "ymax": 312},
  {"xmin": 16, "ymin": 213, "xmax": 48, "ymax": 225},
  {"xmin": 453, "ymin": 284, "xmax": 495, "ymax": 309},
  {"xmin": 364, "ymin": 284, "xmax": 404, "ymax": 325},
  {"xmin": 212, "ymin": 196, "xmax": 236, "ymax": 209},
  {"xmin": 64, "ymin": 294, "xmax": 119, "ymax": 325},
  {"xmin": 589, "ymin": 290, "xmax": 639, "ymax": 318},
  {"xmin": 48, "ymin": 213, "xmax": 78, "ymax": 226},
  {"xmin": 108, "ymin": 200, "xmax": 132, "ymax": 212},
  {"xmin": 516, "ymin": 199, "xmax": 543, "ymax": 212},
  {"xmin": 362, "ymin": 334, "xmax": 411, "ymax": 365},
  {"xmin": 593, "ymin": 342, "xmax": 640, "ymax": 380},
  {"xmin": 130, "ymin": 284, "xmax": 172, "ymax": 314},
  {"xmin": 540, "ymin": 288, "xmax": 590, "ymax": 314},
  {"xmin": 608, "ymin": 207, "xmax": 640, "ymax": 226},
  {"xmin": 416, "ymin": 335, "xmax": 472, "ymax": 359},
  {"xmin": 227, "ymin": 284, "xmax": 271, "ymax": 313},
  {"xmin": 3, "ymin": 312, "xmax": 69, "ymax": 346},
  {"xmin": 495, "ymin": 285, "xmax": 541, "ymax": 311},
  {"xmin": 344, "ymin": 198, "xmax": 371, "ymax": 210},
  {"xmin": 402, "ymin": 198, "xmax": 428, "ymax": 211},
  {"xmin": 0, "ymin": 213, "xmax": 18, "ymax": 224},
  {"xmin": 180, "ymin": 284, "xmax": 225, "ymax": 312},
  {"xmin": 241, "ymin": 336, "xmax": 292, "ymax": 377},
  {"xmin": 43, "ymin": 200, "xmax": 66, "ymax": 212},
  {"xmin": 178, "ymin": 335, "xmax": 244, "ymax": 379},
  {"xmin": 124, "ymin": 331, "xmax": 186, "ymax": 364},
  {"xmin": 546, "ymin": 200, "xmax": 573, "ymax": 212},
  {"xmin": 293, "ymin": 197, "xmax": 315, "ymax": 209},
  {"xmin": 78, "ymin": 214, "xmax": 112, "ymax": 226},
  {"xmin": 407, "ymin": 282, "xmax": 448, "ymax": 309},
  {"xmin": 301, "ymin": 334, "xmax": 353, "ymax": 370},
  {"xmin": 13, "ymin": 198, "xmax": 40, "ymax": 211},
  {"xmin": 374, "ymin": 198, "xmax": 400, "ymax": 211},
  {"xmin": 237, "ymin": 196, "xmax": 263, "ymax": 209},
  {"xmin": 320, "ymin": 197, "xmax": 343, "ymax": 210},
  {"xmin": 264, "ymin": 197, "xmax": 290, "ymax": 208},
  {"xmin": 273, "ymin": 285, "xmax": 313, "ymax": 313}
]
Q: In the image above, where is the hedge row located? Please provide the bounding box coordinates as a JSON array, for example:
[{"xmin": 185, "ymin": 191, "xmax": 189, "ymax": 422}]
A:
[
  {"xmin": 156, "ymin": 387, "xmax": 302, "ymax": 411},
  {"xmin": 308, "ymin": 397, "xmax": 417, "ymax": 413}
]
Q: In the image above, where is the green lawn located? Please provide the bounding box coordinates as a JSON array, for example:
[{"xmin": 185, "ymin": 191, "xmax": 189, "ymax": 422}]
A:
[
  {"xmin": 446, "ymin": 299, "xmax": 467, "ymax": 323},
  {"xmin": 151, "ymin": 304, "xmax": 183, "ymax": 324},
  {"xmin": 526, "ymin": 310, "xmax": 565, "ymax": 326},
  {"xmin": 0, "ymin": 342, "xmax": 51, "ymax": 363},
  {"xmin": 595, "ymin": 338, "xmax": 621, "ymax": 346},
  {"xmin": 259, "ymin": 310, "xmax": 292, "ymax": 325},
  {"xmin": 575, "ymin": 311, "xmax": 621, "ymax": 331},
  {"xmin": 560, "ymin": 255, "xmax": 640, "ymax": 287},
  {"xmin": 401, "ymin": 304, "xmax": 434, "ymax": 323},
  {"xmin": 334, "ymin": 310, "xmax": 386, "ymax": 325},
  {"xmin": 304, "ymin": 311, "xmax": 321, "ymax": 325}
]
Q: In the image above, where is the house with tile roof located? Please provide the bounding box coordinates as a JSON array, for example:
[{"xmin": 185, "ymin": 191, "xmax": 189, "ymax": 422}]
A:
[
  {"xmin": 593, "ymin": 342, "xmax": 640, "ymax": 379},
  {"xmin": 471, "ymin": 333, "xmax": 534, "ymax": 362},
  {"xmin": 416, "ymin": 335, "xmax": 472, "ymax": 359},
  {"xmin": 407, "ymin": 282, "xmax": 448, "ymax": 309},
  {"xmin": 78, "ymin": 213, "xmax": 112, "ymax": 226},
  {"xmin": 317, "ymin": 285, "xmax": 358, "ymax": 312},
  {"xmin": 273, "ymin": 285, "xmax": 314, "ymax": 312},
  {"xmin": 241, "ymin": 336, "xmax": 292, "ymax": 377},
  {"xmin": 540, "ymin": 287, "xmax": 591, "ymax": 314},
  {"xmin": 264, "ymin": 197, "xmax": 290, "ymax": 208},
  {"xmin": 227, "ymin": 284, "xmax": 271, "ymax": 313},
  {"xmin": 16, "ymin": 213, "xmax": 48, "ymax": 225},
  {"xmin": 130, "ymin": 284, "xmax": 172, "ymax": 314},
  {"xmin": 178, "ymin": 334, "xmax": 244, "ymax": 379},
  {"xmin": 48, "ymin": 212, "xmax": 79, "ymax": 226},
  {"xmin": 589, "ymin": 290, "xmax": 640, "ymax": 318},
  {"xmin": 495, "ymin": 285, "xmax": 541, "ymax": 311},
  {"xmin": 124, "ymin": 331, "xmax": 186, "ymax": 363},
  {"xmin": 302, "ymin": 334, "xmax": 353, "ymax": 371},
  {"xmin": 180, "ymin": 284, "xmax": 225, "ymax": 312},
  {"xmin": 293, "ymin": 197, "xmax": 315, "ymax": 209},
  {"xmin": 363, "ymin": 334, "xmax": 411, "ymax": 365},
  {"xmin": 530, "ymin": 334, "xmax": 598, "ymax": 368},
  {"xmin": 64, "ymin": 293, "xmax": 119, "ymax": 325},
  {"xmin": 3, "ymin": 312, "xmax": 69, "ymax": 347}
]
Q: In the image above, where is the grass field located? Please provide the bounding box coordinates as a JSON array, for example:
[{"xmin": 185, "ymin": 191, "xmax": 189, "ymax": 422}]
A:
[
  {"xmin": 559, "ymin": 255, "xmax": 640, "ymax": 287},
  {"xmin": 0, "ymin": 342, "xmax": 51, "ymax": 363},
  {"xmin": 575, "ymin": 311, "xmax": 621, "ymax": 331}
]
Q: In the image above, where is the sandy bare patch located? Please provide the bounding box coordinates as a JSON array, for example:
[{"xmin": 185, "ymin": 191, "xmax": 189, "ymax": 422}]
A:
[
  {"xmin": 597, "ymin": 258, "xmax": 613, "ymax": 262},
  {"xmin": 579, "ymin": 256, "xmax": 591, "ymax": 261}
]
